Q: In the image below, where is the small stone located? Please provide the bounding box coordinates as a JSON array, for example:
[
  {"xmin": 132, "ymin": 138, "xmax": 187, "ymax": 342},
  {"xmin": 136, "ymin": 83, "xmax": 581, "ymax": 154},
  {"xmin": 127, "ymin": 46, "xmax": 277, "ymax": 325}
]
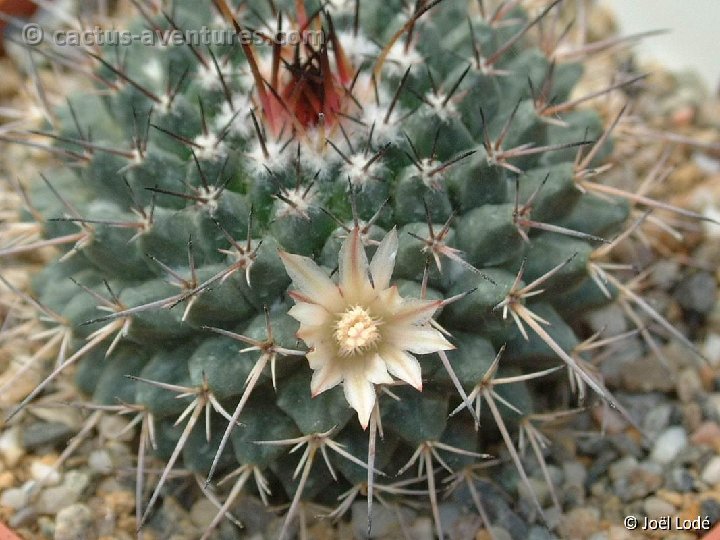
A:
[
  {"xmin": 592, "ymin": 405, "xmax": 627, "ymax": 434},
  {"xmin": 36, "ymin": 471, "xmax": 90, "ymax": 515},
  {"xmin": 676, "ymin": 368, "xmax": 703, "ymax": 403},
  {"xmin": 406, "ymin": 516, "xmax": 433, "ymax": 540},
  {"xmin": 703, "ymin": 333, "xmax": 720, "ymax": 366},
  {"xmin": 643, "ymin": 496, "xmax": 676, "ymax": 519},
  {"xmin": 88, "ymin": 449, "xmax": 113, "ymax": 473},
  {"xmin": 1, "ymin": 485, "xmax": 30, "ymax": 509},
  {"xmin": 642, "ymin": 404, "xmax": 673, "ymax": 438},
  {"xmin": 691, "ymin": 421, "xmax": 720, "ymax": 446},
  {"xmin": 606, "ymin": 525, "xmax": 636, "ymax": 540},
  {"xmin": 54, "ymin": 503, "xmax": 95, "ymax": 540},
  {"xmin": 656, "ymin": 490, "xmax": 684, "ymax": 507},
  {"xmin": 448, "ymin": 513, "xmax": 483, "ymax": 540},
  {"xmin": 98, "ymin": 414, "xmax": 136, "ymax": 442},
  {"xmin": 190, "ymin": 498, "xmax": 216, "ymax": 529},
  {"xmin": 706, "ymin": 393, "xmax": 720, "ymax": 421},
  {"xmin": 527, "ymin": 525, "xmax": 554, "ymax": 540},
  {"xmin": 701, "ymin": 498, "xmax": 720, "ymax": 525},
  {"xmin": 701, "ymin": 456, "xmax": 720, "ymax": 485},
  {"xmin": 519, "ymin": 477, "xmax": 551, "ymax": 508},
  {"xmin": 103, "ymin": 490, "xmax": 135, "ymax": 515},
  {"xmin": 0, "ymin": 471, "xmax": 14, "ymax": 489},
  {"xmin": 614, "ymin": 462, "xmax": 664, "ymax": 502},
  {"xmin": 38, "ymin": 485, "xmax": 81, "ymax": 515},
  {"xmin": 609, "ymin": 456, "xmax": 638, "ymax": 481},
  {"xmin": 557, "ymin": 507, "xmax": 600, "ymax": 540},
  {"xmin": 620, "ymin": 356, "xmax": 675, "ymax": 392},
  {"xmin": 9, "ymin": 507, "xmax": 37, "ymax": 529},
  {"xmin": 30, "ymin": 459, "xmax": 62, "ymax": 486},
  {"xmin": 485, "ymin": 527, "xmax": 512, "ymax": 540},
  {"xmin": 351, "ymin": 501, "xmax": 415, "ymax": 539},
  {"xmin": 682, "ymin": 402, "xmax": 704, "ymax": 432},
  {"xmin": 667, "ymin": 467, "xmax": 695, "ymax": 492},
  {"xmin": 0, "ymin": 427, "xmax": 24, "ymax": 467},
  {"xmin": 674, "ymin": 272, "xmax": 717, "ymax": 314},
  {"xmin": 563, "ymin": 462, "xmax": 587, "ymax": 487},
  {"xmin": 650, "ymin": 427, "xmax": 688, "ymax": 464},
  {"xmin": 22, "ymin": 422, "xmax": 74, "ymax": 451},
  {"xmin": 38, "ymin": 516, "xmax": 56, "ymax": 537}
]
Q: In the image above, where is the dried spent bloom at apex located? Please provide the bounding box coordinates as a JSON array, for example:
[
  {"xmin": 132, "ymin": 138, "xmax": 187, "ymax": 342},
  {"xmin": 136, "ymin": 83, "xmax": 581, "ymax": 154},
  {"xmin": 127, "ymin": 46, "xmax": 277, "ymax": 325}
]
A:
[{"xmin": 279, "ymin": 226, "xmax": 454, "ymax": 428}]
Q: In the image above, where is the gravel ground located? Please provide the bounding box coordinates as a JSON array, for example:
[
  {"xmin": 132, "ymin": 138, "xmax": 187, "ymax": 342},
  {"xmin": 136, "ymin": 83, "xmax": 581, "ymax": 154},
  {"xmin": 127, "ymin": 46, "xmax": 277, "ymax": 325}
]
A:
[{"xmin": 1, "ymin": 4, "xmax": 720, "ymax": 540}]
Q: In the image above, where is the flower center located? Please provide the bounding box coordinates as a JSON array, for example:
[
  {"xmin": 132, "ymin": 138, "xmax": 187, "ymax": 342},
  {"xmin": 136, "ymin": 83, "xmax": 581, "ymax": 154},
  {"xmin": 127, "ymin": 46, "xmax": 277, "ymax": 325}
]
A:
[{"xmin": 335, "ymin": 306, "xmax": 382, "ymax": 356}]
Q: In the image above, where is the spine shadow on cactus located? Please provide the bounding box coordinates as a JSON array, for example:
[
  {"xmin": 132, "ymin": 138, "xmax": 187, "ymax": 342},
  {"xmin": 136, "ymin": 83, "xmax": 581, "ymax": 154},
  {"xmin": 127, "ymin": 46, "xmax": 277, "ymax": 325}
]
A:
[{"xmin": 0, "ymin": 0, "xmax": 715, "ymax": 539}]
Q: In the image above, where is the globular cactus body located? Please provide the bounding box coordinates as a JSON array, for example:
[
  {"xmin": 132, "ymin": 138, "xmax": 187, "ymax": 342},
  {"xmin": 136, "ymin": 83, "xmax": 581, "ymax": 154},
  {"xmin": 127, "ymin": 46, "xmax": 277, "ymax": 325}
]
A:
[{"xmin": 1, "ymin": 0, "xmax": 710, "ymax": 537}]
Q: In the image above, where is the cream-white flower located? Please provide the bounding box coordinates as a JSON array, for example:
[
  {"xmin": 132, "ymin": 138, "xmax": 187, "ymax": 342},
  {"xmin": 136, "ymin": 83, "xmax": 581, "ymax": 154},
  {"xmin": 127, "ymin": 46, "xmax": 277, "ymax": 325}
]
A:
[{"xmin": 279, "ymin": 227, "xmax": 454, "ymax": 428}]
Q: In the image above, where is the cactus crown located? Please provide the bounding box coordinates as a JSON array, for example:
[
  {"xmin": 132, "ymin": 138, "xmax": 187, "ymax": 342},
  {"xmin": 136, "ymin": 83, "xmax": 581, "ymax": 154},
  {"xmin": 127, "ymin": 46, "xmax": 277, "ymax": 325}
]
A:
[{"xmin": 0, "ymin": 0, "xmax": 710, "ymax": 538}]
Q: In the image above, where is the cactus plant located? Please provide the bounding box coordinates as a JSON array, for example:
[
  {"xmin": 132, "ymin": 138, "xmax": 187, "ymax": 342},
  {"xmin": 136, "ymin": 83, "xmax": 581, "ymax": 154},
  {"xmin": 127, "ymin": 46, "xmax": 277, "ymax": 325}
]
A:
[{"xmin": 0, "ymin": 0, "xmax": 714, "ymax": 538}]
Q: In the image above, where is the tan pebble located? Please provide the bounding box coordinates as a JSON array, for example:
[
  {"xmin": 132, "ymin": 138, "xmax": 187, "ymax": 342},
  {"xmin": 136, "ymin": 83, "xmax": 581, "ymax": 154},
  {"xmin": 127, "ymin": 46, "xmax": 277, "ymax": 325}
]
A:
[
  {"xmin": 656, "ymin": 489, "xmax": 684, "ymax": 507},
  {"xmin": 690, "ymin": 421, "xmax": 720, "ymax": 446},
  {"xmin": 0, "ymin": 471, "xmax": 14, "ymax": 489},
  {"xmin": 682, "ymin": 402, "xmax": 703, "ymax": 432},
  {"xmin": 104, "ymin": 490, "xmax": 135, "ymax": 515},
  {"xmin": 306, "ymin": 519, "xmax": 337, "ymax": 540},
  {"xmin": 116, "ymin": 515, "xmax": 139, "ymax": 534},
  {"xmin": 699, "ymin": 365, "xmax": 716, "ymax": 390},
  {"xmin": 678, "ymin": 500, "xmax": 702, "ymax": 521},
  {"xmin": 0, "ymin": 427, "xmax": 25, "ymax": 467},
  {"xmin": 672, "ymin": 106, "xmax": 696, "ymax": 127},
  {"xmin": 592, "ymin": 404, "xmax": 628, "ymax": 434},
  {"xmin": 607, "ymin": 525, "xmax": 641, "ymax": 539},
  {"xmin": 475, "ymin": 530, "xmax": 493, "ymax": 540},
  {"xmin": 29, "ymin": 458, "xmax": 61, "ymax": 485}
]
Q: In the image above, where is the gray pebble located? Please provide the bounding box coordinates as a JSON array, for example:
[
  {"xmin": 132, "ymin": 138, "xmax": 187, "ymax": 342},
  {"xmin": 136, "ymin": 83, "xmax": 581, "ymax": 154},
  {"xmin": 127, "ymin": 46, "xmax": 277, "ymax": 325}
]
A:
[
  {"xmin": 354, "ymin": 501, "xmax": 396, "ymax": 539},
  {"xmin": 667, "ymin": 467, "xmax": 696, "ymax": 492},
  {"xmin": 701, "ymin": 498, "xmax": 720, "ymax": 525},
  {"xmin": 0, "ymin": 483, "xmax": 31, "ymax": 509},
  {"xmin": 527, "ymin": 525, "xmax": 555, "ymax": 540},
  {"xmin": 22, "ymin": 422, "xmax": 75, "ymax": 451},
  {"xmin": 701, "ymin": 455, "xmax": 720, "ymax": 485},
  {"xmin": 470, "ymin": 480, "xmax": 529, "ymax": 540},
  {"xmin": 488, "ymin": 527, "xmax": 513, "ymax": 540},
  {"xmin": 8, "ymin": 507, "xmax": 37, "ymax": 529},
  {"xmin": 650, "ymin": 427, "xmax": 688, "ymax": 464},
  {"xmin": 643, "ymin": 496, "xmax": 675, "ymax": 519},
  {"xmin": 612, "ymin": 462, "xmax": 663, "ymax": 501},
  {"xmin": 37, "ymin": 471, "xmax": 90, "ymax": 515},
  {"xmin": 608, "ymin": 456, "xmax": 638, "ymax": 481},
  {"xmin": 54, "ymin": 503, "xmax": 95, "ymax": 540},
  {"xmin": 676, "ymin": 368, "xmax": 704, "ymax": 403},
  {"xmin": 642, "ymin": 404, "xmax": 673, "ymax": 437},
  {"xmin": 674, "ymin": 272, "xmax": 717, "ymax": 313}
]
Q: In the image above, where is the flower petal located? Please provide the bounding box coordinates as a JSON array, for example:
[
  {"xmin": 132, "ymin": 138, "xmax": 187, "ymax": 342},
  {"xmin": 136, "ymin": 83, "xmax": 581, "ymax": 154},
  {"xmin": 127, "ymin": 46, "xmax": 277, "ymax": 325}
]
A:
[
  {"xmin": 369, "ymin": 227, "xmax": 397, "ymax": 290},
  {"xmin": 310, "ymin": 365, "xmax": 343, "ymax": 396},
  {"xmin": 364, "ymin": 352, "xmax": 393, "ymax": 385},
  {"xmin": 306, "ymin": 344, "xmax": 335, "ymax": 370},
  {"xmin": 288, "ymin": 302, "xmax": 331, "ymax": 327},
  {"xmin": 338, "ymin": 226, "xmax": 372, "ymax": 304},
  {"xmin": 379, "ymin": 346, "xmax": 422, "ymax": 390},
  {"xmin": 384, "ymin": 325, "xmax": 454, "ymax": 354},
  {"xmin": 389, "ymin": 297, "xmax": 443, "ymax": 325},
  {"xmin": 343, "ymin": 368, "xmax": 376, "ymax": 429},
  {"xmin": 279, "ymin": 250, "xmax": 344, "ymax": 311}
]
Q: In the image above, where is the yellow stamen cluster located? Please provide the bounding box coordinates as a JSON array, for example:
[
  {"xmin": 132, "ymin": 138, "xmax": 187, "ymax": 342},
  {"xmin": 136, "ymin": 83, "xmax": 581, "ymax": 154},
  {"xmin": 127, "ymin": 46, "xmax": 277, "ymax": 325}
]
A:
[{"xmin": 334, "ymin": 306, "xmax": 382, "ymax": 356}]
